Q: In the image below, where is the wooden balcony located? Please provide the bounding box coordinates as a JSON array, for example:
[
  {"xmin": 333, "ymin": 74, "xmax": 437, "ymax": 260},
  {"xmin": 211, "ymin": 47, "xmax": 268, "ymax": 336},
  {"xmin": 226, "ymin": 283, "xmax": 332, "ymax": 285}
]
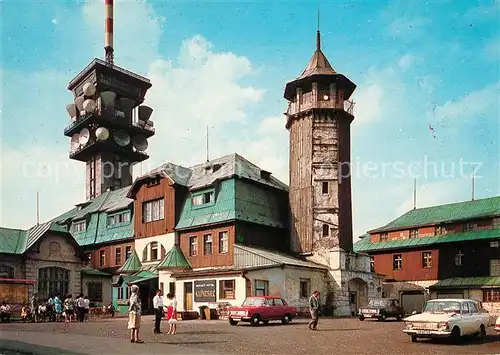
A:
[{"xmin": 287, "ymin": 99, "xmax": 355, "ymax": 116}]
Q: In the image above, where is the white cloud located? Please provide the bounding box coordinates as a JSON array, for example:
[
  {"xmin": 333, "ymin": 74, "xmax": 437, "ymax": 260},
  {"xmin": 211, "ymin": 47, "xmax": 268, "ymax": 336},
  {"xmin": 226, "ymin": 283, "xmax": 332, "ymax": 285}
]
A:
[
  {"xmin": 432, "ymin": 83, "xmax": 500, "ymax": 120},
  {"xmin": 51, "ymin": 18, "xmax": 58, "ymax": 25},
  {"xmin": 398, "ymin": 54, "xmax": 414, "ymax": 70}
]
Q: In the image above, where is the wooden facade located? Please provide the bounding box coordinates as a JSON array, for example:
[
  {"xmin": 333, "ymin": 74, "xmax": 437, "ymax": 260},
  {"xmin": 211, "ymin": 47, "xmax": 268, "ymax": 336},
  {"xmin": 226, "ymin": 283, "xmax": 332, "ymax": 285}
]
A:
[
  {"xmin": 178, "ymin": 224, "xmax": 235, "ymax": 268},
  {"xmin": 133, "ymin": 177, "xmax": 179, "ymax": 239},
  {"xmin": 372, "ymin": 249, "xmax": 439, "ymax": 281},
  {"xmin": 370, "ymin": 218, "xmax": 494, "ymax": 243},
  {"xmin": 84, "ymin": 241, "xmax": 135, "ymax": 270}
]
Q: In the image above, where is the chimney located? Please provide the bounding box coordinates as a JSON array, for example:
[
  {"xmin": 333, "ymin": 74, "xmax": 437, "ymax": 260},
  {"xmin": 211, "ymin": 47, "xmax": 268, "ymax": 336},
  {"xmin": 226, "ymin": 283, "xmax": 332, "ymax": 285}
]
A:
[{"xmin": 104, "ymin": 0, "xmax": 114, "ymax": 64}]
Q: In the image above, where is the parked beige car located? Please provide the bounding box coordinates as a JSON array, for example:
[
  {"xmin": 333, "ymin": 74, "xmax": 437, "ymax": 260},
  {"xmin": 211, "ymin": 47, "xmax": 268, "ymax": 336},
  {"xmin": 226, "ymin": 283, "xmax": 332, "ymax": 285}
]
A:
[{"xmin": 403, "ymin": 298, "xmax": 489, "ymax": 343}]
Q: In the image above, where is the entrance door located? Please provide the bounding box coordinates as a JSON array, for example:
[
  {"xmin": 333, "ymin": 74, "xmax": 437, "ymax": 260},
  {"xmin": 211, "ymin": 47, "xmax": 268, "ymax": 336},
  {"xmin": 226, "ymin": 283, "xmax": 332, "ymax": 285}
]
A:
[
  {"xmin": 184, "ymin": 282, "xmax": 193, "ymax": 311},
  {"xmin": 349, "ymin": 292, "xmax": 357, "ymax": 316}
]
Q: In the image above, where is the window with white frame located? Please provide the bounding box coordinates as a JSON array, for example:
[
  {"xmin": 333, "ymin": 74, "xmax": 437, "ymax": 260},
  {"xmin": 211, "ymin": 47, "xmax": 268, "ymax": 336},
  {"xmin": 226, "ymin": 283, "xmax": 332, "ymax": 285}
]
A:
[
  {"xmin": 125, "ymin": 246, "xmax": 132, "ymax": 260},
  {"xmin": 409, "ymin": 229, "xmax": 419, "ymax": 238},
  {"xmin": 74, "ymin": 220, "xmax": 86, "ymax": 232},
  {"xmin": 380, "ymin": 232, "xmax": 388, "ymax": 241},
  {"xmin": 483, "ymin": 288, "xmax": 500, "ymax": 302},
  {"xmin": 255, "ymin": 280, "xmax": 269, "ymax": 296},
  {"xmin": 219, "ymin": 231, "xmax": 228, "ymax": 253},
  {"xmin": 370, "ymin": 256, "xmax": 375, "ymax": 272},
  {"xmin": 142, "ymin": 198, "xmax": 164, "ymax": 223},
  {"xmin": 151, "ymin": 242, "xmax": 159, "ymax": 260},
  {"xmin": 192, "ymin": 191, "xmax": 215, "ymax": 206},
  {"xmin": 107, "ymin": 211, "xmax": 130, "ymax": 226},
  {"xmin": 189, "ymin": 236, "xmax": 198, "ymax": 256},
  {"xmin": 100, "ymin": 250, "xmax": 106, "ymax": 267},
  {"xmin": 219, "ymin": 279, "xmax": 235, "ymax": 299},
  {"xmin": 393, "ymin": 254, "xmax": 403, "ymax": 270},
  {"xmin": 204, "ymin": 234, "xmax": 213, "ymax": 255},
  {"xmin": 422, "ymin": 252, "xmax": 432, "ymax": 268}
]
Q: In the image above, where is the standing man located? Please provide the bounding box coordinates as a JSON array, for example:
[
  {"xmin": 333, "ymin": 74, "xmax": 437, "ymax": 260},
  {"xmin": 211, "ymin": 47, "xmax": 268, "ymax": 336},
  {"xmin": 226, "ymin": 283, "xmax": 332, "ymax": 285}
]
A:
[
  {"xmin": 153, "ymin": 289, "xmax": 164, "ymax": 334},
  {"xmin": 308, "ymin": 290, "xmax": 320, "ymax": 331}
]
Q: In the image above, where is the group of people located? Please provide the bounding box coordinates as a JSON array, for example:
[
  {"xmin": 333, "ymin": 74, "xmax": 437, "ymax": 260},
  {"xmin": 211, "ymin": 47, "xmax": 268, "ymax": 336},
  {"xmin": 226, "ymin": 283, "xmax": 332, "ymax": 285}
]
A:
[
  {"xmin": 20, "ymin": 293, "xmax": 92, "ymax": 323},
  {"xmin": 127, "ymin": 285, "xmax": 177, "ymax": 344}
]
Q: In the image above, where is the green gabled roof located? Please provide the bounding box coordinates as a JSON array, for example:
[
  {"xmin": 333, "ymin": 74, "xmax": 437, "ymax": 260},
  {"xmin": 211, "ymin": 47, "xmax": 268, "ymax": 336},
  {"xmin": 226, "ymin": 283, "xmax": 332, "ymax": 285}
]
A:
[
  {"xmin": 176, "ymin": 179, "xmax": 236, "ymax": 229},
  {"xmin": 370, "ymin": 196, "xmax": 500, "ymax": 233},
  {"xmin": 0, "ymin": 221, "xmax": 74, "ymax": 255},
  {"xmin": 354, "ymin": 228, "xmax": 500, "ymax": 252},
  {"xmin": 157, "ymin": 245, "xmax": 191, "ymax": 270},
  {"xmin": 81, "ymin": 268, "xmax": 111, "ymax": 277},
  {"xmin": 176, "ymin": 178, "xmax": 287, "ymax": 230},
  {"xmin": 0, "ymin": 227, "xmax": 28, "ymax": 254},
  {"xmin": 429, "ymin": 276, "xmax": 500, "ymax": 289},
  {"xmin": 117, "ymin": 250, "xmax": 142, "ymax": 274}
]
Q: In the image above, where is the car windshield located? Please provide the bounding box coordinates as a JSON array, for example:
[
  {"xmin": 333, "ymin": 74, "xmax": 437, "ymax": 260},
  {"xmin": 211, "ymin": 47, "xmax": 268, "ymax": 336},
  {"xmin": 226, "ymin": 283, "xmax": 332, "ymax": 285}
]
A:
[
  {"xmin": 368, "ymin": 299, "xmax": 386, "ymax": 307},
  {"xmin": 242, "ymin": 298, "xmax": 265, "ymax": 306},
  {"xmin": 423, "ymin": 301, "xmax": 461, "ymax": 313}
]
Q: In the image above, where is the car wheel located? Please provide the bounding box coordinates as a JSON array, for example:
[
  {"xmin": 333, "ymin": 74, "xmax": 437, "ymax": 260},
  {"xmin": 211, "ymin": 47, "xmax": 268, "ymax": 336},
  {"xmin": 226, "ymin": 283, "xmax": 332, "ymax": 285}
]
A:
[
  {"xmin": 451, "ymin": 326, "xmax": 461, "ymax": 344},
  {"xmin": 250, "ymin": 315, "xmax": 260, "ymax": 326},
  {"xmin": 379, "ymin": 314, "xmax": 386, "ymax": 321},
  {"xmin": 478, "ymin": 324, "xmax": 486, "ymax": 339},
  {"xmin": 396, "ymin": 314, "xmax": 402, "ymax": 321},
  {"xmin": 282, "ymin": 315, "xmax": 291, "ymax": 324},
  {"xmin": 229, "ymin": 318, "xmax": 238, "ymax": 326},
  {"xmin": 263, "ymin": 320, "xmax": 269, "ymax": 325},
  {"xmin": 411, "ymin": 335, "xmax": 418, "ymax": 343},
  {"xmin": 359, "ymin": 315, "xmax": 365, "ymax": 321}
]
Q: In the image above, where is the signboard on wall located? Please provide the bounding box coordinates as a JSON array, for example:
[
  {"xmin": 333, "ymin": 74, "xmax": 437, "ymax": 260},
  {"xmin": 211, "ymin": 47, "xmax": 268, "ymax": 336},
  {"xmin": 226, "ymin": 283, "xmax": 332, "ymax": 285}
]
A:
[
  {"xmin": 194, "ymin": 280, "xmax": 216, "ymax": 302},
  {"xmin": 0, "ymin": 283, "xmax": 29, "ymax": 304}
]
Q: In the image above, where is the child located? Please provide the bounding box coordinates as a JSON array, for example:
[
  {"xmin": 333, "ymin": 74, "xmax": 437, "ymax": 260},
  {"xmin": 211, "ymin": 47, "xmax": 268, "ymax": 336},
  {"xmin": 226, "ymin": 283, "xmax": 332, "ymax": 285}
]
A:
[{"xmin": 21, "ymin": 303, "xmax": 29, "ymax": 322}]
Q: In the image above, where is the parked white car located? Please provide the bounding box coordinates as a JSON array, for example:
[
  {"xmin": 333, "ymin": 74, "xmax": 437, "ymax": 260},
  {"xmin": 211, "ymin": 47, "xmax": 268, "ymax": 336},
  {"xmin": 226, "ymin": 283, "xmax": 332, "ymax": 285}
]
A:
[
  {"xmin": 495, "ymin": 315, "xmax": 500, "ymax": 333},
  {"xmin": 403, "ymin": 298, "xmax": 489, "ymax": 343}
]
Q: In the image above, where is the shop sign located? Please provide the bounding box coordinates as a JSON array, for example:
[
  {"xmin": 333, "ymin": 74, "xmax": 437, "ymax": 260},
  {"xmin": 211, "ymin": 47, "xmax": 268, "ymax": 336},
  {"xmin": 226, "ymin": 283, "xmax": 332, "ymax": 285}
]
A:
[{"xmin": 194, "ymin": 280, "xmax": 216, "ymax": 302}]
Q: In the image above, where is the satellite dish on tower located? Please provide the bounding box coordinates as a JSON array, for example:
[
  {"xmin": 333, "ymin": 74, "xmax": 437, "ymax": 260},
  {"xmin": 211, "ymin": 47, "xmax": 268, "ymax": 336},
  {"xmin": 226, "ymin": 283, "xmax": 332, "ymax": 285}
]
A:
[
  {"xmin": 138, "ymin": 105, "xmax": 153, "ymax": 121},
  {"xmin": 132, "ymin": 135, "xmax": 148, "ymax": 151},
  {"xmin": 74, "ymin": 96, "xmax": 85, "ymax": 111},
  {"xmin": 79, "ymin": 128, "xmax": 90, "ymax": 145},
  {"xmin": 113, "ymin": 130, "xmax": 130, "ymax": 147},
  {"xmin": 83, "ymin": 82, "xmax": 96, "ymax": 96},
  {"xmin": 83, "ymin": 99, "xmax": 96, "ymax": 113},
  {"xmin": 95, "ymin": 127, "xmax": 110, "ymax": 141},
  {"xmin": 70, "ymin": 134, "xmax": 80, "ymax": 152},
  {"xmin": 100, "ymin": 91, "xmax": 116, "ymax": 109},
  {"xmin": 66, "ymin": 104, "xmax": 77, "ymax": 121}
]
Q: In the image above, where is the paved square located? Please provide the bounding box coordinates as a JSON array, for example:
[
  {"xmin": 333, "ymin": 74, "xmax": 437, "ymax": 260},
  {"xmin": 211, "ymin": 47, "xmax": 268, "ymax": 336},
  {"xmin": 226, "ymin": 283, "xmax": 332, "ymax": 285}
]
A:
[{"xmin": 1, "ymin": 316, "xmax": 499, "ymax": 354}]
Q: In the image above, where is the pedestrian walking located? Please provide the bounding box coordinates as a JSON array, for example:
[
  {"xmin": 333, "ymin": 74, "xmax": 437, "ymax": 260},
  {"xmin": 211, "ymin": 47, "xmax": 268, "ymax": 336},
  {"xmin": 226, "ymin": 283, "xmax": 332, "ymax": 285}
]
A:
[
  {"xmin": 166, "ymin": 292, "xmax": 177, "ymax": 335},
  {"xmin": 83, "ymin": 296, "xmax": 90, "ymax": 322},
  {"xmin": 128, "ymin": 284, "xmax": 143, "ymax": 343},
  {"xmin": 76, "ymin": 294, "xmax": 86, "ymax": 322},
  {"xmin": 308, "ymin": 290, "xmax": 320, "ymax": 331},
  {"xmin": 64, "ymin": 294, "xmax": 74, "ymax": 323},
  {"xmin": 153, "ymin": 289, "xmax": 164, "ymax": 334}
]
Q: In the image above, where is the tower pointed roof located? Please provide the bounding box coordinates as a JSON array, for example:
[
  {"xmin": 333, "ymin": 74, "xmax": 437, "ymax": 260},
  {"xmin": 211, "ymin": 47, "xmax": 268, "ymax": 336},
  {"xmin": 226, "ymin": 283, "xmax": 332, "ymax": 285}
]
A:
[
  {"xmin": 117, "ymin": 250, "xmax": 142, "ymax": 274},
  {"xmin": 297, "ymin": 30, "xmax": 337, "ymax": 80},
  {"xmin": 157, "ymin": 245, "xmax": 191, "ymax": 270},
  {"xmin": 284, "ymin": 29, "xmax": 356, "ymax": 102}
]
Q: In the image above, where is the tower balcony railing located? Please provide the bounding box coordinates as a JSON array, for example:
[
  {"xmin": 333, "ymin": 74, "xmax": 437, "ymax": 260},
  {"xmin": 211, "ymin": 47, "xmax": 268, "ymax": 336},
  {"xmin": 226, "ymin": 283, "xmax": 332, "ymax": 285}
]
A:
[
  {"xmin": 286, "ymin": 99, "xmax": 355, "ymax": 116},
  {"xmin": 64, "ymin": 109, "xmax": 155, "ymax": 136}
]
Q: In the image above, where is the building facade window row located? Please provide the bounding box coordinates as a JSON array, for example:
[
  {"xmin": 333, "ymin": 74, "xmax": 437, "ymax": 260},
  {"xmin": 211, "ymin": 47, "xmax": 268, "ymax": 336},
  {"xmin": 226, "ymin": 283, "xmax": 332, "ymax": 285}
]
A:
[{"xmin": 189, "ymin": 231, "xmax": 229, "ymax": 256}]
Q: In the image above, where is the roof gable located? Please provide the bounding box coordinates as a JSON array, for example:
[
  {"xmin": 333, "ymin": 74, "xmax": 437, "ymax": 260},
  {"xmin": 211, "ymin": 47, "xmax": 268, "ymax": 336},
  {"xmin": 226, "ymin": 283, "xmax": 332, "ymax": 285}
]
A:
[
  {"xmin": 117, "ymin": 250, "xmax": 142, "ymax": 274},
  {"xmin": 370, "ymin": 196, "xmax": 500, "ymax": 233},
  {"xmin": 354, "ymin": 228, "xmax": 500, "ymax": 253},
  {"xmin": 157, "ymin": 245, "xmax": 191, "ymax": 270}
]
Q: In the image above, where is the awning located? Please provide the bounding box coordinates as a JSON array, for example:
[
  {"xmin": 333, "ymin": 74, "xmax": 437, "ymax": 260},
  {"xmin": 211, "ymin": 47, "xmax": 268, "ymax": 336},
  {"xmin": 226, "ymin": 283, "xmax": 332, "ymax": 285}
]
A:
[
  {"xmin": 113, "ymin": 270, "xmax": 158, "ymax": 286},
  {"xmin": 81, "ymin": 268, "xmax": 111, "ymax": 277},
  {"xmin": 429, "ymin": 276, "xmax": 500, "ymax": 289}
]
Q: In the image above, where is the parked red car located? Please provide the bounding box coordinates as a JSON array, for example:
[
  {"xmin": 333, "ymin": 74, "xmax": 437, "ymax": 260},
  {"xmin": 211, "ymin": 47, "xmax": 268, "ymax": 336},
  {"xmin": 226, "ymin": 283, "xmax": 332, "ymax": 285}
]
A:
[{"xmin": 227, "ymin": 296, "xmax": 297, "ymax": 326}]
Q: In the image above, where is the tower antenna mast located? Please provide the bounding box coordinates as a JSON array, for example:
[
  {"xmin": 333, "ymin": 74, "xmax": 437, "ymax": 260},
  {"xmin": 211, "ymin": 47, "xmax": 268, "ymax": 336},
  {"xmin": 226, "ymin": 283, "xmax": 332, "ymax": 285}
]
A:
[
  {"xmin": 104, "ymin": 0, "xmax": 114, "ymax": 65},
  {"xmin": 316, "ymin": 7, "xmax": 321, "ymax": 50}
]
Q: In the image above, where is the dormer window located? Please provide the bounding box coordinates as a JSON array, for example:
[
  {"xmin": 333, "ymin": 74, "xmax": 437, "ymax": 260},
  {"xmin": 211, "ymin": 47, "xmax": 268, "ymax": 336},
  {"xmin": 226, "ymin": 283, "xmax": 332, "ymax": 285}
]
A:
[
  {"xmin": 260, "ymin": 170, "xmax": 271, "ymax": 180},
  {"xmin": 192, "ymin": 191, "xmax": 215, "ymax": 206},
  {"xmin": 73, "ymin": 221, "xmax": 86, "ymax": 232},
  {"xmin": 107, "ymin": 211, "xmax": 131, "ymax": 226}
]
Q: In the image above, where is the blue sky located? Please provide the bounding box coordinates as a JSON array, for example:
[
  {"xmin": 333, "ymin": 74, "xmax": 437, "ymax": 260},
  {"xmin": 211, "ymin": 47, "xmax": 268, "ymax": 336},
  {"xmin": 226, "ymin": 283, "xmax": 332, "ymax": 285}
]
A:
[{"xmin": 1, "ymin": 0, "xmax": 499, "ymax": 238}]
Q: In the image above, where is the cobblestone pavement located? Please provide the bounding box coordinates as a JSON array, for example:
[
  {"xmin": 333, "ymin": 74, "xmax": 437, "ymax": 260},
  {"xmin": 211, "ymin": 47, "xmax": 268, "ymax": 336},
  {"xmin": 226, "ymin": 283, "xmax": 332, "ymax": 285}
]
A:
[{"xmin": 1, "ymin": 316, "xmax": 500, "ymax": 355}]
